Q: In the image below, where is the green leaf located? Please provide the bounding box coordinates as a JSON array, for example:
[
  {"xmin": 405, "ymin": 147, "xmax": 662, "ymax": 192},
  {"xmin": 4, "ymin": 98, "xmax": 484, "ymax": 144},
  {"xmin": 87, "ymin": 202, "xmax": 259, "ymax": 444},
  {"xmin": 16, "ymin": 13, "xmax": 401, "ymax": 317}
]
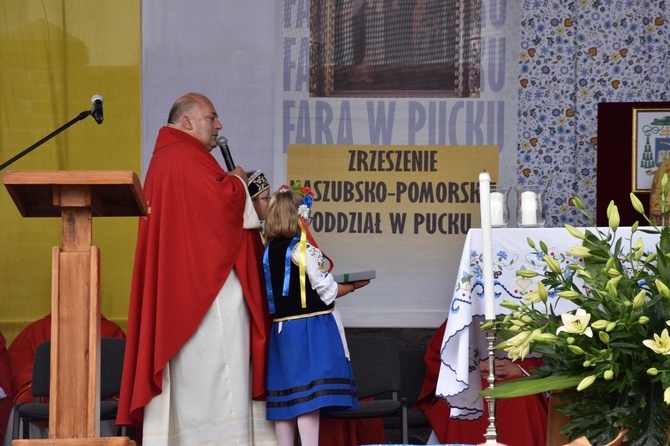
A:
[{"xmin": 479, "ymin": 375, "xmax": 586, "ymax": 399}]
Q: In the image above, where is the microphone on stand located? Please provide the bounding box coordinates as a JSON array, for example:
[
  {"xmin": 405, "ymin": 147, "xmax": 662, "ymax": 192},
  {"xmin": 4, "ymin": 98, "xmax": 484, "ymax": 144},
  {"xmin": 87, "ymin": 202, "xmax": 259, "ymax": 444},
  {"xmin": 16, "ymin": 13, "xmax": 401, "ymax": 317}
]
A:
[
  {"xmin": 0, "ymin": 95, "xmax": 105, "ymax": 171},
  {"xmin": 90, "ymin": 95, "xmax": 104, "ymax": 124},
  {"xmin": 216, "ymin": 136, "xmax": 235, "ymax": 171}
]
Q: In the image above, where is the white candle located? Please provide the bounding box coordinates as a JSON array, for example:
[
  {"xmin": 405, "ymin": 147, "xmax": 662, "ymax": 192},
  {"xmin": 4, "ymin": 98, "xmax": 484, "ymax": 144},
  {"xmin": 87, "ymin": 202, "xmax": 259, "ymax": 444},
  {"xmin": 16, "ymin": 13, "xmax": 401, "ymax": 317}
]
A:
[
  {"xmin": 520, "ymin": 191, "xmax": 537, "ymax": 226},
  {"xmin": 490, "ymin": 192, "xmax": 504, "ymax": 226},
  {"xmin": 479, "ymin": 172, "xmax": 496, "ymax": 320}
]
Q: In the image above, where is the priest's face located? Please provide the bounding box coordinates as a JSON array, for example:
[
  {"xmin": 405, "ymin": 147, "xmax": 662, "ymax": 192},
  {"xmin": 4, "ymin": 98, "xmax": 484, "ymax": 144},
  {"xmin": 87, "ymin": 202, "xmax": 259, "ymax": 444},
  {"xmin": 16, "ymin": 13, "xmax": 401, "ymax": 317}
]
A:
[{"xmin": 188, "ymin": 98, "xmax": 223, "ymax": 150}]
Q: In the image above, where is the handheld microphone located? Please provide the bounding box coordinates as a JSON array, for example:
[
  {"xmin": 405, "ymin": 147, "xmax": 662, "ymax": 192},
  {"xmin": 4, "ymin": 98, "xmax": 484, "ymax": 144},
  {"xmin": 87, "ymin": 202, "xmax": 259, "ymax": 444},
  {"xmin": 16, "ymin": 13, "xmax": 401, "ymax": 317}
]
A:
[
  {"xmin": 90, "ymin": 95, "xmax": 104, "ymax": 125},
  {"xmin": 216, "ymin": 136, "xmax": 235, "ymax": 171}
]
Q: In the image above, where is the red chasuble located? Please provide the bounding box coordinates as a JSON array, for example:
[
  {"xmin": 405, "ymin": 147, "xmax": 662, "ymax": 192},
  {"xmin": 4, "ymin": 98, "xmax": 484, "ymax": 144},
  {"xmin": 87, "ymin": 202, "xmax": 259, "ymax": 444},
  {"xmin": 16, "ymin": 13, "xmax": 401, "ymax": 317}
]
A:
[
  {"xmin": 0, "ymin": 331, "xmax": 12, "ymax": 441},
  {"xmin": 117, "ymin": 127, "xmax": 268, "ymax": 426}
]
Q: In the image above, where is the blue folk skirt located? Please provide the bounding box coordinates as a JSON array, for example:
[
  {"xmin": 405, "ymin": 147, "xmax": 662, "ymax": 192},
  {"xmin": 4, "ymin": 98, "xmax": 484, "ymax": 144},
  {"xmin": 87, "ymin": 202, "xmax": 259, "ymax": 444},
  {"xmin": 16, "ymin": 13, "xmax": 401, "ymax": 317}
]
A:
[{"xmin": 265, "ymin": 313, "xmax": 358, "ymax": 420}]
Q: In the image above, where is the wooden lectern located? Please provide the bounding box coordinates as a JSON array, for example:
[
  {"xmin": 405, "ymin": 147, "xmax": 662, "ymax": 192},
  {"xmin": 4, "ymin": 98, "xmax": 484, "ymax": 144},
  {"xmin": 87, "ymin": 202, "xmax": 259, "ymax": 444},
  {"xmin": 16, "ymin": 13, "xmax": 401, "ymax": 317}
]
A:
[{"xmin": 3, "ymin": 171, "xmax": 148, "ymax": 446}]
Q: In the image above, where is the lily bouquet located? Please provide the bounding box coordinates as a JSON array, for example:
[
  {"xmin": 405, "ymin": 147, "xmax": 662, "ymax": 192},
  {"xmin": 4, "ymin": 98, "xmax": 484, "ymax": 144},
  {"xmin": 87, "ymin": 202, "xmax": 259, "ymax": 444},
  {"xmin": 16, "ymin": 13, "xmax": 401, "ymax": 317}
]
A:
[{"xmin": 482, "ymin": 181, "xmax": 670, "ymax": 445}]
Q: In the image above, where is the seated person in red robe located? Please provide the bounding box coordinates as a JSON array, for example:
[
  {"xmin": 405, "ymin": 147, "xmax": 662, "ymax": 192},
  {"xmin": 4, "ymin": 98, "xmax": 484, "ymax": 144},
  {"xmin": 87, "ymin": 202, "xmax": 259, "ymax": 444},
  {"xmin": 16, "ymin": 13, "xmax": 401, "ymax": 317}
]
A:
[
  {"xmin": 414, "ymin": 319, "xmax": 548, "ymax": 446},
  {"xmin": 8, "ymin": 313, "xmax": 126, "ymax": 407},
  {"xmin": 0, "ymin": 331, "xmax": 13, "ymax": 444},
  {"xmin": 317, "ymin": 416, "xmax": 386, "ymax": 446}
]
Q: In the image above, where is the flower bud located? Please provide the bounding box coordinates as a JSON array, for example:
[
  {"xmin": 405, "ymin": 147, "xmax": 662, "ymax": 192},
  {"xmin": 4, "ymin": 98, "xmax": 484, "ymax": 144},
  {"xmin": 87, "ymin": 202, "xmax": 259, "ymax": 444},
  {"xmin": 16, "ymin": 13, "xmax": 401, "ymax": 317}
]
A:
[
  {"xmin": 568, "ymin": 345, "xmax": 586, "ymax": 355},
  {"xmin": 664, "ymin": 387, "xmax": 670, "ymax": 404},
  {"xmin": 606, "ymin": 276, "xmax": 622, "ymax": 297},
  {"xmin": 591, "ymin": 320, "xmax": 609, "ymax": 330},
  {"xmin": 634, "ymin": 237, "xmax": 645, "ymax": 261},
  {"xmin": 540, "ymin": 241, "xmax": 549, "ymax": 256},
  {"xmin": 633, "ymin": 290, "xmax": 647, "ymax": 309},
  {"xmin": 567, "ymin": 336, "xmax": 575, "ymax": 344},
  {"xmin": 533, "ymin": 332, "xmax": 558, "ymax": 343},
  {"xmin": 543, "ymin": 255, "xmax": 562, "ymax": 275},
  {"xmin": 647, "ymin": 367, "xmax": 659, "ymax": 376},
  {"xmin": 578, "ymin": 269, "xmax": 592, "ymax": 279},
  {"xmin": 516, "ymin": 270, "xmax": 540, "ymax": 278},
  {"xmin": 606, "ymin": 268, "xmax": 622, "ymax": 278},
  {"xmin": 577, "ymin": 375, "xmax": 596, "ymax": 391},
  {"xmin": 566, "ymin": 245, "xmax": 592, "ymax": 258},
  {"xmin": 526, "ymin": 237, "xmax": 536, "ymax": 249},
  {"xmin": 606, "ymin": 322, "xmax": 617, "ymax": 332},
  {"xmin": 603, "ymin": 370, "xmax": 614, "ymax": 380},
  {"xmin": 572, "ymin": 197, "xmax": 585, "ymax": 210},
  {"xmin": 630, "ymin": 192, "xmax": 646, "ymax": 214},
  {"xmin": 608, "ymin": 203, "xmax": 620, "ymax": 231},
  {"xmin": 582, "ymin": 360, "xmax": 591, "ymax": 367},
  {"xmin": 500, "ymin": 300, "xmax": 520, "ymax": 310},
  {"xmin": 598, "ymin": 331, "xmax": 610, "ymax": 344},
  {"xmin": 565, "ymin": 224, "xmax": 586, "ymax": 240},
  {"xmin": 639, "ymin": 315, "xmax": 650, "ymax": 325},
  {"xmin": 606, "ymin": 200, "xmax": 615, "ymax": 219},
  {"xmin": 480, "ymin": 321, "xmax": 495, "ymax": 330},
  {"xmin": 520, "ymin": 315, "xmax": 535, "ymax": 324},
  {"xmin": 558, "ymin": 290, "xmax": 581, "ymax": 300},
  {"xmin": 656, "ymin": 279, "xmax": 670, "ymax": 299},
  {"xmin": 647, "ymin": 253, "xmax": 657, "ymax": 263},
  {"xmin": 537, "ymin": 281, "xmax": 549, "ymax": 303},
  {"xmin": 523, "ymin": 290, "xmax": 542, "ymax": 304}
]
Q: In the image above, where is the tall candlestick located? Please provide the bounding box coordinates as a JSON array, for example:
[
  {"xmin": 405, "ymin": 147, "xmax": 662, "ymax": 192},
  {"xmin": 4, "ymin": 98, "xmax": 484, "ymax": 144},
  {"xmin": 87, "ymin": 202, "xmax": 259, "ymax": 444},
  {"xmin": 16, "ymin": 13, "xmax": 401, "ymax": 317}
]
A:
[
  {"xmin": 520, "ymin": 191, "xmax": 537, "ymax": 226},
  {"xmin": 490, "ymin": 192, "xmax": 505, "ymax": 226},
  {"xmin": 479, "ymin": 172, "xmax": 496, "ymax": 320}
]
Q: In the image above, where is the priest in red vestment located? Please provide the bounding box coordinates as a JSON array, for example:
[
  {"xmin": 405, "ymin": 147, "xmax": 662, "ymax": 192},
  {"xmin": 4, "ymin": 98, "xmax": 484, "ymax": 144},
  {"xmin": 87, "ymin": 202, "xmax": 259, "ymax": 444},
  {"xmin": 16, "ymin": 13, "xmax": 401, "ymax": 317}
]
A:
[
  {"xmin": 8, "ymin": 313, "xmax": 125, "ymax": 407},
  {"xmin": 414, "ymin": 319, "xmax": 548, "ymax": 446},
  {"xmin": 0, "ymin": 331, "xmax": 12, "ymax": 444},
  {"xmin": 117, "ymin": 93, "xmax": 272, "ymax": 445}
]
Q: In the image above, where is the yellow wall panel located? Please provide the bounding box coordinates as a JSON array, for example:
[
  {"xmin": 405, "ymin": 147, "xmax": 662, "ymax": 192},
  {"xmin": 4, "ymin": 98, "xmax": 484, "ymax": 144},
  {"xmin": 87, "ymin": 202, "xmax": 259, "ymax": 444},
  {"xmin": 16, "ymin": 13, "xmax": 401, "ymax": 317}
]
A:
[{"xmin": 0, "ymin": 1, "xmax": 141, "ymax": 343}]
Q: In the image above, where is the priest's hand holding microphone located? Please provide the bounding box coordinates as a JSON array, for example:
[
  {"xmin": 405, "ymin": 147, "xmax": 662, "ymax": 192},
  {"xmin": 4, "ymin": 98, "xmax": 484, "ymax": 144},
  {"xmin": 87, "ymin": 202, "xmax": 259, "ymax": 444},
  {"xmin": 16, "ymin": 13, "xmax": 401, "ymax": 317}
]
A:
[{"xmin": 216, "ymin": 135, "xmax": 248, "ymax": 182}]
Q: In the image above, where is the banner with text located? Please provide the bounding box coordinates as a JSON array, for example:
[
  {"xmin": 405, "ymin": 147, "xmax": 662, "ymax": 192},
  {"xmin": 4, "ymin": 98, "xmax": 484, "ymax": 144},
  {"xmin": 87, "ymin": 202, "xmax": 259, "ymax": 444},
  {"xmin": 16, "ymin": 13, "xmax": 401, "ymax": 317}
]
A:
[{"xmin": 288, "ymin": 144, "xmax": 498, "ymax": 327}]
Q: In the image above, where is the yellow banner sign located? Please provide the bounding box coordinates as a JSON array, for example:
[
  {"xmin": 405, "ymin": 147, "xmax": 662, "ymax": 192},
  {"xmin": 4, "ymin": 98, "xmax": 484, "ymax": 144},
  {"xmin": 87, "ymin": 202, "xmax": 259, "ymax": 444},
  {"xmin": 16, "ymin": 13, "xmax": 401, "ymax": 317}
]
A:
[{"xmin": 287, "ymin": 144, "xmax": 498, "ymax": 327}]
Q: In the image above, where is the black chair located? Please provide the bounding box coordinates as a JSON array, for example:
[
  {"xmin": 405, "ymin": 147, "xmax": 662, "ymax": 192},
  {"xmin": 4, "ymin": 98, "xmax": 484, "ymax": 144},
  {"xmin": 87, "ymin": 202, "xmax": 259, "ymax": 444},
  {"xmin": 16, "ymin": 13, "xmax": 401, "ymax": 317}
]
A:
[
  {"xmin": 383, "ymin": 346, "xmax": 432, "ymax": 444},
  {"xmin": 12, "ymin": 337, "xmax": 126, "ymax": 439},
  {"xmin": 321, "ymin": 335, "xmax": 403, "ymax": 426}
]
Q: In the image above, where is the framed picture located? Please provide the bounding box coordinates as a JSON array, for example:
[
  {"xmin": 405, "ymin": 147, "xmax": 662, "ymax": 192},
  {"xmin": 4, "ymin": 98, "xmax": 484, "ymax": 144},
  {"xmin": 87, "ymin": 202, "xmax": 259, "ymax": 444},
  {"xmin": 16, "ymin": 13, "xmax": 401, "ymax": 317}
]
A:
[
  {"xmin": 308, "ymin": 0, "xmax": 481, "ymax": 98},
  {"xmin": 632, "ymin": 108, "xmax": 670, "ymax": 192}
]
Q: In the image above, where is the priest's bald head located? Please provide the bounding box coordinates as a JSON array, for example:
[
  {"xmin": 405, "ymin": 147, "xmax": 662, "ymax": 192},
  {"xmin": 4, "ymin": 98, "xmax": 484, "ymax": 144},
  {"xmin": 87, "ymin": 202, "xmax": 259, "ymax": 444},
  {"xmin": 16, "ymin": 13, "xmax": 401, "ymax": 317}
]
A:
[{"xmin": 167, "ymin": 93, "xmax": 222, "ymax": 151}]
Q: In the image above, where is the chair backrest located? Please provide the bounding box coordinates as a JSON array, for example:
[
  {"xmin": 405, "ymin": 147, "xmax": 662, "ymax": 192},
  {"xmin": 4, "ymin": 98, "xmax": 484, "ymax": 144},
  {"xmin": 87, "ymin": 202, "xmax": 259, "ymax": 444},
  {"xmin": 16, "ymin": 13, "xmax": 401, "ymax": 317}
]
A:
[
  {"xmin": 346, "ymin": 335, "xmax": 401, "ymax": 399},
  {"xmin": 30, "ymin": 338, "xmax": 125, "ymax": 400},
  {"xmin": 100, "ymin": 337, "xmax": 125, "ymax": 400},
  {"xmin": 398, "ymin": 346, "xmax": 427, "ymax": 406},
  {"xmin": 30, "ymin": 341, "xmax": 51, "ymax": 399}
]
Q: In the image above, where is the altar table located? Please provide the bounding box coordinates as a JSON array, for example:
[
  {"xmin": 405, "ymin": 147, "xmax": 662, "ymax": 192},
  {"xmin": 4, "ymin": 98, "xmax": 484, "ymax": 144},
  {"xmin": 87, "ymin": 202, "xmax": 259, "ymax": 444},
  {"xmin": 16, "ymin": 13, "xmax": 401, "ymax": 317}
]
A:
[{"xmin": 435, "ymin": 226, "xmax": 660, "ymax": 420}]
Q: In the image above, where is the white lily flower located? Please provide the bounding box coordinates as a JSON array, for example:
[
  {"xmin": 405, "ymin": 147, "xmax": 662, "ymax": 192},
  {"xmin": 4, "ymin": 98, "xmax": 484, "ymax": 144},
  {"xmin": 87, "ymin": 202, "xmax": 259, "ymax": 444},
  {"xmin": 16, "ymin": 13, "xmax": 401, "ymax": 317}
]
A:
[
  {"xmin": 556, "ymin": 308, "xmax": 593, "ymax": 338},
  {"xmin": 643, "ymin": 329, "xmax": 670, "ymax": 355}
]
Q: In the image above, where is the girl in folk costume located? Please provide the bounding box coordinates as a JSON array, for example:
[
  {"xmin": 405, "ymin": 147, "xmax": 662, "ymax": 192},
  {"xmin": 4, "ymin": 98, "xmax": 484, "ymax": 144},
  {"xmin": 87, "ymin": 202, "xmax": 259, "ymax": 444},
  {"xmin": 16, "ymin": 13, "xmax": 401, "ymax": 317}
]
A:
[{"xmin": 262, "ymin": 184, "xmax": 370, "ymax": 446}]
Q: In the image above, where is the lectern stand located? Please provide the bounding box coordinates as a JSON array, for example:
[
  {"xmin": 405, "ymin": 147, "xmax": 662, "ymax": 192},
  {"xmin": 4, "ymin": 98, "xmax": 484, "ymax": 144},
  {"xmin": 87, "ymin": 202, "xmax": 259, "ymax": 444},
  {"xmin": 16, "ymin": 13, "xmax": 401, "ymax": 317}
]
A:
[{"xmin": 3, "ymin": 171, "xmax": 148, "ymax": 446}]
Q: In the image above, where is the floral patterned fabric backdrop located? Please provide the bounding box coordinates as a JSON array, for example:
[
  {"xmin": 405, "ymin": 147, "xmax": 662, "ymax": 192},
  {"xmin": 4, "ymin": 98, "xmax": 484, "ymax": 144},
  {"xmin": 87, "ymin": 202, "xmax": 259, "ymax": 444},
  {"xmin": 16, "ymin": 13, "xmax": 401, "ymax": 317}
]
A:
[{"xmin": 518, "ymin": 0, "xmax": 669, "ymax": 227}]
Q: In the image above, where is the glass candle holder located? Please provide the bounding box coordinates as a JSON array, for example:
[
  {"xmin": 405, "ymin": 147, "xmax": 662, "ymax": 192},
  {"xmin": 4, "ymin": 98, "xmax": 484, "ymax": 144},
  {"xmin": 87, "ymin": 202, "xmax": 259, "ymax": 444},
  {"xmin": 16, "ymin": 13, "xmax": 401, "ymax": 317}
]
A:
[
  {"xmin": 490, "ymin": 185, "xmax": 510, "ymax": 228},
  {"xmin": 514, "ymin": 185, "xmax": 546, "ymax": 228}
]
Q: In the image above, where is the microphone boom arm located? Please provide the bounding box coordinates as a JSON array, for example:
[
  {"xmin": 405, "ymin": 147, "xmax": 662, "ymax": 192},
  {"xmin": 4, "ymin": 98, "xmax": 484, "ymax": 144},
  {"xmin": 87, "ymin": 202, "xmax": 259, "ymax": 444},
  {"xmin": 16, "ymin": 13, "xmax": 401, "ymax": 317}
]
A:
[{"xmin": 0, "ymin": 108, "xmax": 94, "ymax": 171}]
